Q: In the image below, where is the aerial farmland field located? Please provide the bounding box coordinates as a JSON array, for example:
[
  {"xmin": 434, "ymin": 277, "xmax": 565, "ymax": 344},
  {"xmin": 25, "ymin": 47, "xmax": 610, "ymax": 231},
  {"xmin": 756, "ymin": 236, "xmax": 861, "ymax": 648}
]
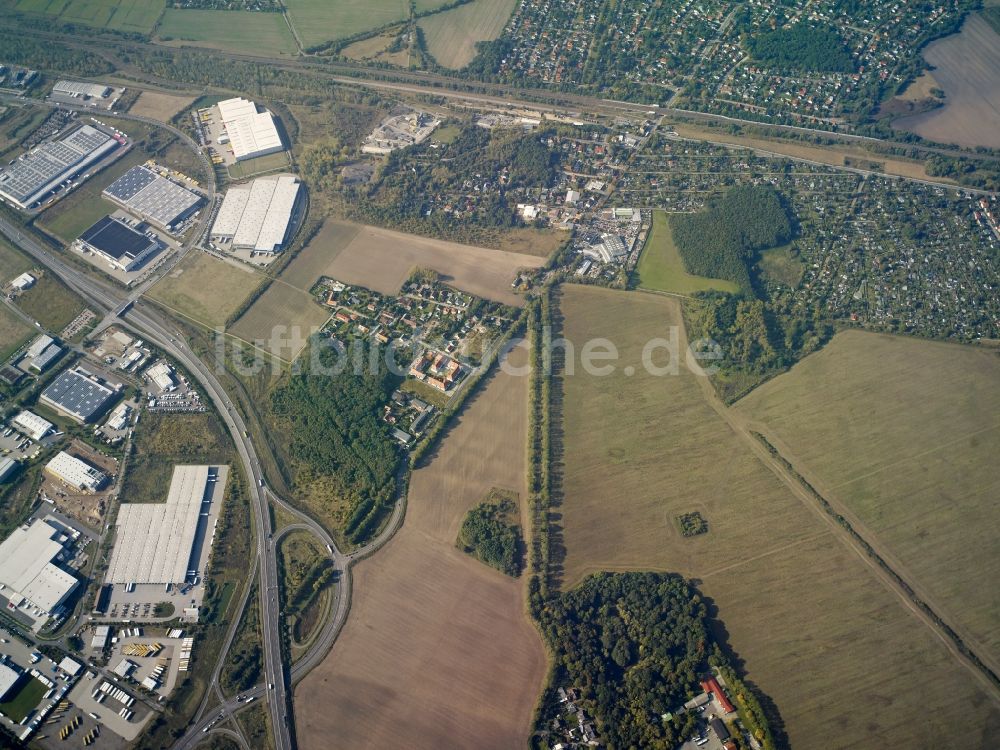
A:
[
  {"xmin": 284, "ymin": 0, "xmax": 410, "ymax": 49},
  {"xmin": 155, "ymin": 9, "xmax": 299, "ymax": 56},
  {"xmin": 736, "ymin": 330, "xmax": 1000, "ymax": 667},
  {"xmin": 11, "ymin": 0, "xmax": 162, "ymax": 33},
  {"xmin": 148, "ymin": 251, "xmax": 264, "ymax": 329},
  {"xmin": 554, "ymin": 284, "xmax": 1000, "ymax": 749},
  {"xmin": 417, "ymin": 0, "xmax": 518, "ymax": 69},
  {"xmin": 317, "ymin": 222, "xmax": 545, "ymax": 306},
  {"xmin": 295, "ymin": 348, "xmax": 546, "ymax": 749}
]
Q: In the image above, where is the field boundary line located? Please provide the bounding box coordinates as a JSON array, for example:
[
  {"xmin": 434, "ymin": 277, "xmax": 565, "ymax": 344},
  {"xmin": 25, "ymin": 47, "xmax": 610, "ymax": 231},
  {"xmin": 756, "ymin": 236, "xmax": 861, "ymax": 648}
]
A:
[
  {"xmin": 827, "ymin": 422, "xmax": 1000, "ymax": 491},
  {"xmin": 699, "ymin": 530, "xmax": 832, "ymax": 580}
]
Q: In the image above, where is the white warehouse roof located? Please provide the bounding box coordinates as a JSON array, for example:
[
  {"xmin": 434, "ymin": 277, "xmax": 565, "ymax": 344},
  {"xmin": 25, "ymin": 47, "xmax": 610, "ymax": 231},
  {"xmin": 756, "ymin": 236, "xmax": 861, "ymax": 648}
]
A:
[
  {"xmin": 211, "ymin": 176, "xmax": 300, "ymax": 254},
  {"xmin": 105, "ymin": 465, "xmax": 222, "ymax": 585},
  {"xmin": 0, "ymin": 519, "xmax": 79, "ymax": 616},
  {"xmin": 53, "ymin": 80, "xmax": 111, "ymax": 99},
  {"xmin": 217, "ymin": 98, "xmax": 283, "ymax": 162},
  {"xmin": 12, "ymin": 410, "xmax": 53, "ymax": 441},
  {"xmin": 46, "ymin": 451, "xmax": 107, "ymax": 492}
]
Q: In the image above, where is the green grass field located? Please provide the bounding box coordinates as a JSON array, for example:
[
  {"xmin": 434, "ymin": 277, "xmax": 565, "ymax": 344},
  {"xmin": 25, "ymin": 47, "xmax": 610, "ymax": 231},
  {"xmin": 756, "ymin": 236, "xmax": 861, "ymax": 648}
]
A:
[
  {"xmin": 0, "ymin": 305, "xmax": 33, "ymax": 362},
  {"xmin": 554, "ymin": 285, "xmax": 1000, "ymax": 749},
  {"xmin": 15, "ymin": 274, "xmax": 86, "ymax": 332},
  {"xmin": 0, "ymin": 676, "xmax": 46, "ymax": 723},
  {"xmin": 11, "ymin": 0, "xmax": 162, "ymax": 33},
  {"xmin": 417, "ymin": 0, "xmax": 517, "ymax": 69},
  {"xmin": 633, "ymin": 211, "xmax": 738, "ymax": 295},
  {"xmin": 37, "ymin": 148, "xmax": 148, "ymax": 243},
  {"xmin": 148, "ymin": 251, "xmax": 264, "ymax": 329},
  {"xmin": 156, "ymin": 9, "xmax": 298, "ymax": 56},
  {"xmin": 286, "ymin": 0, "xmax": 412, "ymax": 49},
  {"xmin": 0, "ymin": 236, "xmax": 33, "ymax": 277},
  {"xmin": 228, "ymin": 151, "xmax": 291, "ymax": 180},
  {"xmin": 757, "ymin": 243, "xmax": 805, "ymax": 288},
  {"xmin": 737, "ymin": 330, "xmax": 1000, "ymax": 664}
]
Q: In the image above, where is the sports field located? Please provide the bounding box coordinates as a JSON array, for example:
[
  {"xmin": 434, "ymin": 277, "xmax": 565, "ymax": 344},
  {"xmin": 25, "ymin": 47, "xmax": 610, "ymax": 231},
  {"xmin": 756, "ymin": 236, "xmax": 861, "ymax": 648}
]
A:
[
  {"xmin": 312, "ymin": 221, "xmax": 544, "ymax": 306},
  {"xmin": 417, "ymin": 0, "xmax": 518, "ymax": 69},
  {"xmin": 737, "ymin": 330, "xmax": 1000, "ymax": 665},
  {"xmin": 285, "ymin": 0, "xmax": 409, "ymax": 49},
  {"xmin": 148, "ymin": 251, "xmax": 264, "ymax": 329},
  {"xmin": 554, "ymin": 285, "xmax": 1000, "ymax": 749},
  {"xmin": 156, "ymin": 9, "xmax": 298, "ymax": 56},
  {"xmin": 295, "ymin": 347, "xmax": 546, "ymax": 749},
  {"xmin": 633, "ymin": 210, "xmax": 739, "ymax": 295},
  {"xmin": 12, "ymin": 0, "xmax": 162, "ymax": 33}
]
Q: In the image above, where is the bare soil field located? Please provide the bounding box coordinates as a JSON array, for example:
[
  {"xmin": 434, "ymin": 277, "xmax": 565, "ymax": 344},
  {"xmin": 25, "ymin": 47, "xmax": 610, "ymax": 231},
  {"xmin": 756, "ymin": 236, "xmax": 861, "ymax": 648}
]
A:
[
  {"xmin": 555, "ymin": 285, "xmax": 1000, "ymax": 749},
  {"xmin": 147, "ymin": 251, "xmax": 263, "ymax": 328},
  {"xmin": 736, "ymin": 330, "xmax": 1000, "ymax": 664},
  {"xmin": 418, "ymin": 0, "xmax": 518, "ymax": 69},
  {"xmin": 892, "ymin": 14, "xmax": 1000, "ymax": 149},
  {"xmin": 672, "ymin": 124, "xmax": 943, "ymax": 182},
  {"xmin": 129, "ymin": 90, "xmax": 194, "ymax": 122},
  {"xmin": 295, "ymin": 349, "xmax": 547, "ymax": 749},
  {"xmin": 318, "ymin": 222, "xmax": 544, "ymax": 306}
]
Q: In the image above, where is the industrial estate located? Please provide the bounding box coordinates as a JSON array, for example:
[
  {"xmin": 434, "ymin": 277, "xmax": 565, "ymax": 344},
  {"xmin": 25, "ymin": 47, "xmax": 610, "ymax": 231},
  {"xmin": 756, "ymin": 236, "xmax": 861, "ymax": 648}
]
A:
[{"xmin": 0, "ymin": 2, "xmax": 997, "ymax": 750}]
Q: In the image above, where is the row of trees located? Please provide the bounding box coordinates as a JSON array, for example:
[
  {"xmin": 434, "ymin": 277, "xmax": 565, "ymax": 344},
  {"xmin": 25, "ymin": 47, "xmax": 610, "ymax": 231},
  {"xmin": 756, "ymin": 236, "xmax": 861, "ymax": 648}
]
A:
[{"xmin": 672, "ymin": 185, "xmax": 792, "ymax": 291}]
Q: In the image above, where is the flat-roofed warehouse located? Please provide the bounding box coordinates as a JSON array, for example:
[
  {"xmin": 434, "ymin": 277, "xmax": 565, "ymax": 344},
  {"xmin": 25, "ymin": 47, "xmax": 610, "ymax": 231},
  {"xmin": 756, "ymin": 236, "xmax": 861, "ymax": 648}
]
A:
[
  {"xmin": 0, "ymin": 124, "xmax": 118, "ymax": 209},
  {"xmin": 52, "ymin": 80, "xmax": 111, "ymax": 99},
  {"xmin": 40, "ymin": 366, "xmax": 120, "ymax": 423},
  {"xmin": 0, "ymin": 518, "xmax": 80, "ymax": 626},
  {"xmin": 105, "ymin": 465, "xmax": 225, "ymax": 585},
  {"xmin": 210, "ymin": 175, "xmax": 301, "ymax": 255},
  {"xmin": 45, "ymin": 451, "xmax": 107, "ymax": 493},
  {"xmin": 217, "ymin": 97, "xmax": 284, "ymax": 162},
  {"xmin": 77, "ymin": 215, "xmax": 159, "ymax": 272},
  {"xmin": 12, "ymin": 410, "xmax": 53, "ymax": 441},
  {"xmin": 103, "ymin": 165, "xmax": 202, "ymax": 231}
]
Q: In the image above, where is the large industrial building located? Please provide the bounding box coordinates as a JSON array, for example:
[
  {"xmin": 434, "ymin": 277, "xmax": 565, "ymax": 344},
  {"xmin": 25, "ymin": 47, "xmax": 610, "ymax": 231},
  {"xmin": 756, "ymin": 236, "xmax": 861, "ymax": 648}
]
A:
[
  {"xmin": 12, "ymin": 410, "xmax": 54, "ymax": 442},
  {"xmin": 0, "ymin": 125, "xmax": 119, "ymax": 209},
  {"xmin": 217, "ymin": 97, "xmax": 283, "ymax": 162},
  {"xmin": 210, "ymin": 175, "xmax": 301, "ymax": 255},
  {"xmin": 77, "ymin": 215, "xmax": 160, "ymax": 272},
  {"xmin": 105, "ymin": 465, "xmax": 223, "ymax": 586},
  {"xmin": 102, "ymin": 165, "xmax": 202, "ymax": 232},
  {"xmin": 51, "ymin": 80, "xmax": 111, "ymax": 100},
  {"xmin": 0, "ymin": 518, "xmax": 80, "ymax": 628},
  {"xmin": 40, "ymin": 366, "xmax": 120, "ymax": 423},
  {"xmin": 45, "ymin": 451, "xmax": 107, "ymax": 493}
]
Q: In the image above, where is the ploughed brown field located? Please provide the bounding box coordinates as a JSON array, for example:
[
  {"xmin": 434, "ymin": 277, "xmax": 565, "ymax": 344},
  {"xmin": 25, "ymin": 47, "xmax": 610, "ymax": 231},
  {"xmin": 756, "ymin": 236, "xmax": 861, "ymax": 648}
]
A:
[
  {"xmin": 319, "ymin": 222, "xmax": 545, "ymax": 307},
  {"xmin": 893, "ymin": 14, "xmax": 1000, "ymax": 149},
  {"xmin": 554, "ymin": 285, "xmax": 1000, "ymax": 749},
  {"xmin": 294, "ymin": 348, "xmax": 547, "ymax": 749}
]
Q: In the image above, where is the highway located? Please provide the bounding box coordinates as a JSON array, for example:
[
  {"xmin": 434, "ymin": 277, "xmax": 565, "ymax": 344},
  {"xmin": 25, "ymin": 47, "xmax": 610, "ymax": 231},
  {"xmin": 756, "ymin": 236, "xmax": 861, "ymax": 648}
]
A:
[{"xmin": 0, "ymin": 217, "xmax": 294, "ymax": 750}]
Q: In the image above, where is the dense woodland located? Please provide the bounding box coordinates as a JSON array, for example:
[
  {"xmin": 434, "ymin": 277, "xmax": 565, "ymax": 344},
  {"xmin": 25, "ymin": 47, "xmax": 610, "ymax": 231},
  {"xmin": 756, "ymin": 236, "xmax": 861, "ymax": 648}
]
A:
[
  {"xmin": 746, "ymin": 23, "xmax": 855, "ymax": 73},
  {"xmin": 535, "ymin": 572, "xmax": 769, "ymax": 749},
  {"xmin": 269, "ymin": 340, "xmax": 401, "ymax": 545},
  {"xmin": 457, "ymin": 491, "xmax": 522, "ymax": 576},
  {"xmin": 672, "ymin": 185, "xmax": 791, "ymax": 292}
]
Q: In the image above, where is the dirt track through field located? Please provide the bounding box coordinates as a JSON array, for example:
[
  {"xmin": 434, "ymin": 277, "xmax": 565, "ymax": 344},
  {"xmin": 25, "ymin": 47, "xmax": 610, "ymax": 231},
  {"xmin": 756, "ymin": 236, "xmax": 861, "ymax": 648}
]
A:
[{"xmin": 295, "ymin": 349, "xmax": 546, "ymax": 749}]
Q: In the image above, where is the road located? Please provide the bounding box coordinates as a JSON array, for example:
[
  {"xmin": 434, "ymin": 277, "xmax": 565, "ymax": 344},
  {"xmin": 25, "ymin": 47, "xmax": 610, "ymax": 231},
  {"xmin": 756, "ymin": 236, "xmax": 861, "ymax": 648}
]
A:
[{"xmin": 0, "ymin": 218, "xmax": 294, "ymax": 750}]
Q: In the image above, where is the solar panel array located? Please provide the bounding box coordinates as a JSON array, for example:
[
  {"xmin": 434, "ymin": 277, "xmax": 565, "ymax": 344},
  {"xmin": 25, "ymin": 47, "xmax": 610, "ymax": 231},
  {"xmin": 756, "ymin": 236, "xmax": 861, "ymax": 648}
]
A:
[
  {"xmin": 0, "ymin": 125, "xmax": 115, "ymax": 206},
  {"xmin": 103, "ymin": 165, "xmax": 201, "ymax": 229}
]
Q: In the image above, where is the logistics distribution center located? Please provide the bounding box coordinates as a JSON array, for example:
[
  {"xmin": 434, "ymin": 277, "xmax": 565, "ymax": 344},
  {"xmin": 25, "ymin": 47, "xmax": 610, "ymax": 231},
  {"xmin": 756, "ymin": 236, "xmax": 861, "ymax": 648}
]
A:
[
  {"xmin": 217, "ymin": 97, "xmax": 283, "ymax": 162},
  {"xmin": 0, "ymin": 517, "xmax": 80, "ymax": 630},
  {"xmin": 40, "ymin": 366, "xmax": 120, "ymax": 423},
  {"xmin": 210, "ymin": 175, "xmax": 302, "ymax": 256},
  {"xmin": 0, "ymin": 124, "xmax": 120, "ymax": 209},
  {"xmin": 104, "ymin": 466, "xmax": 228, "ymax": 619},
  {"xmin": 76, "ymin": 215, "xmax": 161, "ymax": 272},
  {"xmin": 51, "ymin": 80, "xmax": 111, "ymax": 101},
  {"xmin": 45, "ymin": 451, "xmax": 107, "ymax": 493},
  {"xmin": 102, "ymin": 164, "xmax": 202, "ymax": 232}
]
